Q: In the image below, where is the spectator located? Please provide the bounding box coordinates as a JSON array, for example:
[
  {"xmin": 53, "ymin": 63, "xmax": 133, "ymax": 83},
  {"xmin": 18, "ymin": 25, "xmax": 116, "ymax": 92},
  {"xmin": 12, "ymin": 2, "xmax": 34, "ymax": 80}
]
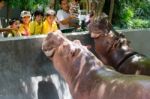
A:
[
  {"xmin": 56, "ymin": 0, "xmax": 79, "ymax": 30},
  {"xmin": 4, "ymin": 19, "xmax": 21, "ymax": 37},
  {"xmin": 0, "ymin": 0, "xmax": 4, "ymax": 9},
  {"xmin": 29, "ymin": 10, "xmax": 44, "ymax": 35},
  {"xmin": 69, "ymin": 0, "xmax": 80, "ymax": 17},
  {"xmin": 0, "ymin": 0, "xmax": 5, "ymax": 37},
  {"xmin": 42, "ymin": 9, "xmax": 58, "ymax": 34},
  {"xmin": 18, "ymin": 10, "xmax": 31, "ymax": 36}
]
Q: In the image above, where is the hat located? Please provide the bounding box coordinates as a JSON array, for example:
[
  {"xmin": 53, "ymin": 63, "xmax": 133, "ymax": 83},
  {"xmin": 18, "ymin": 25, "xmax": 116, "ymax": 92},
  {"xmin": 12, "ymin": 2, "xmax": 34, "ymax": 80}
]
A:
[
  {"xmin": 20, "ymin": 11, "xmax": 31, "ymax": 18},
  {"xmin": 45, "ymin": 9, "xmax": 55, "ymax": 16}
]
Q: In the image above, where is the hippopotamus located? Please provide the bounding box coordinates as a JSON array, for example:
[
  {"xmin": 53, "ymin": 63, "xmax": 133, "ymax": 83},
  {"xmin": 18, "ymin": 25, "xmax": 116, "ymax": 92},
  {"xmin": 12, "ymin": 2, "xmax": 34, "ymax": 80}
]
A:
[
  {"xmin": 42, "ymin": 30, "xmax": 150, "ymax": 99},
  {"xmin": 88, "ymin": 18, "xmax": 150, "ymax": 75}
]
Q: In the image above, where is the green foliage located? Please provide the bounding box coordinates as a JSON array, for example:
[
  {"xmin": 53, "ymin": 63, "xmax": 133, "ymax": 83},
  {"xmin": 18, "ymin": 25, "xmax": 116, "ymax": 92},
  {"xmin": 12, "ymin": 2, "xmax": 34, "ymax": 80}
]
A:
[
  {"xmin": 5, "ymin": 0, "xmax": 49, "ymax": 10},
  {"xmin": 134, "ymin": 1, "xmax": 150, "ymax": 19},
  {"xmin": 112, "ymin": 0, "xmax": 150, "ymax": 29},
  {"xmin": 129, "ymin": 19, "xmax": 150, "ymax": 29},
  {"xmin": 121, "ymin": 7, "xmax": 134, "ymax": 22}
]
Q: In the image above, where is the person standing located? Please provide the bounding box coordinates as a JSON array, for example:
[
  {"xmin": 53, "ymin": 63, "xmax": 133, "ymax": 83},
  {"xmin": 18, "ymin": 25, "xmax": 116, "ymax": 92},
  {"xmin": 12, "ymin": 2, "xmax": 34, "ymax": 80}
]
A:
[{"xmin": 56, "ymin": 0, "xmax": 79, "ymax": 30}]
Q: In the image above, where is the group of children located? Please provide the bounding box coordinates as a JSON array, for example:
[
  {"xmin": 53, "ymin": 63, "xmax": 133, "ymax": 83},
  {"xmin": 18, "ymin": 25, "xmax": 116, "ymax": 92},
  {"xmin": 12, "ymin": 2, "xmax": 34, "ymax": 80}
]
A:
[
  {"xmin": 4, "ymin": 9, "xmax": 58, "ymax": 37},
  {"xmin": 3, "ymin": 0, "xmax": 83, "ymax": 37}
]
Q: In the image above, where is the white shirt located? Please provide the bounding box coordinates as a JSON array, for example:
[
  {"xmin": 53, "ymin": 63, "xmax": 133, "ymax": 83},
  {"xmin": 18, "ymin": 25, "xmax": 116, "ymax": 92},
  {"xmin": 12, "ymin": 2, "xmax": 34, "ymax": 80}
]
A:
[
  {"xmin": 0, "ymin": 18, "xmax": 3, "ymax": 38},
  {"xmin": 56, "ymin": 9, "xmax": 70, "ymax": 30}
]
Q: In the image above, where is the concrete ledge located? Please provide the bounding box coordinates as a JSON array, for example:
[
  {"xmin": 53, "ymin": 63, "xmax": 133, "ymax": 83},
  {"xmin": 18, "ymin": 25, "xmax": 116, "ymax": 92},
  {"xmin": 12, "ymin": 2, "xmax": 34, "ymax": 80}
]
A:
[
  {"xmin": 118, "ymin": 29, "xmax": 150, "ymax": 56},
  {"xmin": 0, "ymin": 33, "xmax": 92, "ymax": 99}
]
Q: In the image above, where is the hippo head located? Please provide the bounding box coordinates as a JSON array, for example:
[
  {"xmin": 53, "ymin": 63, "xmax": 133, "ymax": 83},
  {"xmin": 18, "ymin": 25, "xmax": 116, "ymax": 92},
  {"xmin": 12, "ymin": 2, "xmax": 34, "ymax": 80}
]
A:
[
  {"xmin": 42, "ymin": 31, "xmax": 103, "ymax": 88},
  {"xmin": 88, "ymin": 17, "xmax": 112, "ymax": 39},
  {"xmin": 42, "ymin": 30, "xmax": 65, "ymax": 58}
]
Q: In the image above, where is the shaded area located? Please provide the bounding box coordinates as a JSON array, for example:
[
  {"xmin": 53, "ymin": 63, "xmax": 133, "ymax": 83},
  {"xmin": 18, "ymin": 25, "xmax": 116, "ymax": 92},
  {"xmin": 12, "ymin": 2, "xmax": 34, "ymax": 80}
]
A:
[{"xmin": 38, "ymin": 80, "xmax": 59, "ymax": 99}]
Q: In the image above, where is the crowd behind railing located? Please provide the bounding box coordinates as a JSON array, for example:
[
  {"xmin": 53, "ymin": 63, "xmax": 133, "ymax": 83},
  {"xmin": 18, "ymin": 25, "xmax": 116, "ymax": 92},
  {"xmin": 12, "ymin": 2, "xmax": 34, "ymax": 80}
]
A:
[{"xmin": 0, "ymin": 0, "xmax": 98, "ymax": 38}]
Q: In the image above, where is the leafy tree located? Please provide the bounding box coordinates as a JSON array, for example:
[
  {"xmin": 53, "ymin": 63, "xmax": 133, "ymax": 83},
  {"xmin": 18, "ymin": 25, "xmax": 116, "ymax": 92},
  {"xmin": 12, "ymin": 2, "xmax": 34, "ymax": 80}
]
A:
[{"xmin": 5, "ymin": 0, "xmax": 49, "ymax": 10}]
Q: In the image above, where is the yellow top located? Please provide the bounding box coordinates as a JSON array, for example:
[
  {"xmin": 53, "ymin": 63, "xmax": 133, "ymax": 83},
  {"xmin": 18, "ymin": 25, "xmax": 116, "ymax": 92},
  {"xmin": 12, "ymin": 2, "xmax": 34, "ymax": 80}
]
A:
[
  {"xmin": 29, "ymin": 21, "xmax": 43, "ymax": 35},
  {"xmin": 18, "ymin": 24, "xmax": 30, "ymax": 36},
  {"xmin": 42, "ymin": 20, "xmax": 58, "ymax": 34},
  {"xmin": 8, "ymin": 30, "xmax": 21, "ymax": 37}
]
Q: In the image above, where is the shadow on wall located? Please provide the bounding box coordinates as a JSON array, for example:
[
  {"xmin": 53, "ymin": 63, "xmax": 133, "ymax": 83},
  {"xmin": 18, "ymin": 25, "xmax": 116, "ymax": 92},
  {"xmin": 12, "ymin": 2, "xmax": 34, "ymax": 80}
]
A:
[{"xmin": 38, "ymin": 80, "xmax": 59, "ymax": 99}]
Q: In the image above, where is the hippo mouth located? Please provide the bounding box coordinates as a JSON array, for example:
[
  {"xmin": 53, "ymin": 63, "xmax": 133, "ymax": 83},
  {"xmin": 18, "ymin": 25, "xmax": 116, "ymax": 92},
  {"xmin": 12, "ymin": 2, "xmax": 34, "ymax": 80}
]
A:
[
  {"xmin": 43, "ymin": 48, "xmax": 56, "ymax": 58},
  {"xmin": 42, "ymin": 30, "xmax": 66, "ymax": 58}
]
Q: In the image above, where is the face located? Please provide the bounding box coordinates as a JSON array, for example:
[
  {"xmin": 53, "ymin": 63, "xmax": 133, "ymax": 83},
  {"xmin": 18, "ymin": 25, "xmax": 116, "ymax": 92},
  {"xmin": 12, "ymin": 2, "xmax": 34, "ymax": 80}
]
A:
[
  {"xmin": 42, "ymin": 31, "xmax": 82, "ymax": 78},
  {"xmin": 90, "ymin": 31, "xmax": 115, "ymax": 56},
  {"xmin": 35, "ymin": 15, "xmax": 43, "ymax": 23},
  {"xmin": 46, "ymin": 15, "xmax": 55, "ymax": 23},
  {"xmin": 42, "ymin": 30, "xmax": 65, "ymax": 58},
  {"xmin": 0, "ymin": 0, "xmax": 4, "ymax": 9},
  {"xmin": 22, "ymin": 16, "xmax": 30, "ymax": 24},
  {"xmin": 11, "ymin": 21, "xmax": 20, "ymax": 29},
  {"xmin": 61, "ymin": 0, "xmax": 69, "ymax": 12}
]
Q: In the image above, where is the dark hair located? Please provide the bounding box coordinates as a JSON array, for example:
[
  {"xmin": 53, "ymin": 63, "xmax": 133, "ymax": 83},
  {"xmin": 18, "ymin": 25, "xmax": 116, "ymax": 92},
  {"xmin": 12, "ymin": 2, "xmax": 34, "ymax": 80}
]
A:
[
  {"xmin": 34, "ymin": 10, "xmax": 44, "ymax": 17},
  {"xmin": 0, "ymin": 0, "xmax": 4, "ymax": 2},
  {"xmin": 9, "ymin": 18, "xmax": 17, "ymax": 25},
  {"xmin": 75, "ymin": 0, "xmax": 80, "ymax": 2},
  {"xmin": 59, "ymin": 0, "xmax": 62, "ymax": 4},
  {"xmin": 59, "ymin": 0, "xmax": 68, "ymax": 4}
]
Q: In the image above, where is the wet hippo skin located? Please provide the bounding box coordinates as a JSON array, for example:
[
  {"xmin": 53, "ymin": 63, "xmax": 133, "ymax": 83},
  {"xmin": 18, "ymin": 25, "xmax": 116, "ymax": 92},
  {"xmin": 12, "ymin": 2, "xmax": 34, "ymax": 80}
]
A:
[
  {"xmin": 88, "ymin": 18, "xmax": 150, "ymax": 75},
  {"xmin": 42, "ymin": 30, "xmax": 150, "ymax": 99}
]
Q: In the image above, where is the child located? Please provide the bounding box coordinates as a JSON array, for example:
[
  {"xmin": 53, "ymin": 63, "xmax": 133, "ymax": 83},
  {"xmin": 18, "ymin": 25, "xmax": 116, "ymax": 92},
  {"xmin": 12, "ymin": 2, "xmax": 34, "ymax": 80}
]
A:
[
  {"xmin": 69, "ymin": 0, "xmax": 80, "ymax": 17},
  {"xmin": 42, "ymin": 9, "xmax": 58, "ymax": 34},
  {"xmin": 29, "ymin": 10, "xmax": 44, "ymax": 35},
  {"xmin": 4, "ymin": 19, "xmax": 21, "ymax": 37}
]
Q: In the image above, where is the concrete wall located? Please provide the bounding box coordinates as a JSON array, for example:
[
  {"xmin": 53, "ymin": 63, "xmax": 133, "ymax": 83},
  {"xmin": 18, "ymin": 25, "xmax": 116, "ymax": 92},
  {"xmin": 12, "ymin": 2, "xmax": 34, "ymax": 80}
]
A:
[
  {"xmin": 120, "ymin": 29, "xmax": 150, "ymax": 57},
  {"xmin": 0, "ymin": 33, "xmax": 92, "ymax": 99}
]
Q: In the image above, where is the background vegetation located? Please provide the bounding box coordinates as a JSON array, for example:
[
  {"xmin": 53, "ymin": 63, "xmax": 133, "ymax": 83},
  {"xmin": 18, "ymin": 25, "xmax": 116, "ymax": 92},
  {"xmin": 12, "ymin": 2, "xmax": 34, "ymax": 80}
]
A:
[
  {"xmin": 104, "ymin": 0, "xmax": 150, "ymax": 29},
  {"xmin": 4, "ymin": 0, "xmax": 150, "ymax": 29}
]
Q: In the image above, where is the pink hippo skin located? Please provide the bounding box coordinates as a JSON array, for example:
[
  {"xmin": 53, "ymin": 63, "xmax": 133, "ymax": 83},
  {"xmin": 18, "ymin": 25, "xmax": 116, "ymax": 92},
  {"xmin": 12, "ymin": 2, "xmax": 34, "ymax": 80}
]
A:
[{"xmin": 42, "ymin": 30, "xmax": 150, "ymax": 99}]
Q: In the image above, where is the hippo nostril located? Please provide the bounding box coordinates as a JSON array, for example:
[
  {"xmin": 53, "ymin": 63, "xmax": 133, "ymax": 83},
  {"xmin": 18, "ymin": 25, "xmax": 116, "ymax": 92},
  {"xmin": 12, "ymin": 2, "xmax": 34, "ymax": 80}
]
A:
[{"xmin": 63, "ymin": 42, "xmax": 69, "ymax": 49}]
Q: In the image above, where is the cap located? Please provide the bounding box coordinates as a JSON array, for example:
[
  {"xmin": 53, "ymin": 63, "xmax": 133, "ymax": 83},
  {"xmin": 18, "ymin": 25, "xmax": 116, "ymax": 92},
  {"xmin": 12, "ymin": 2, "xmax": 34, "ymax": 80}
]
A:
[
  {"xmin": 20, "ymin": 11, "xmax": 31, "ymax": 18},
  {"xmin": 45, "ymin": 9, "xmax": 55, "ymax": 16}
]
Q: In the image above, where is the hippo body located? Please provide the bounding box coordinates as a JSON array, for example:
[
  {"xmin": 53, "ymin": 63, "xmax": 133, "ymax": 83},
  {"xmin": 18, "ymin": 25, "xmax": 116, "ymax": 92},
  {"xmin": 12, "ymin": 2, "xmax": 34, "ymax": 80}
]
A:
[
  {"xmin": 42, "ymin": 31, "xmax": 150, "ymax": 99},
  {"xmin": 88, "ymin": 18, "xmax": 150, "ymax": 76}
]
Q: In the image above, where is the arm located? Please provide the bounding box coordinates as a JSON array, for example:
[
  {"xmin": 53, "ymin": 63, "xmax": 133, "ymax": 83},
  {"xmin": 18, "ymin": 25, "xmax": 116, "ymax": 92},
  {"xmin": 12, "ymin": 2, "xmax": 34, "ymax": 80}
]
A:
[
  {"xmin": 57, "ymin": 10, "xmax": 76, "ymax": 25},
  {"xmin": 0, "ymin": 28, "xmax": 14, "ymax": 32}
]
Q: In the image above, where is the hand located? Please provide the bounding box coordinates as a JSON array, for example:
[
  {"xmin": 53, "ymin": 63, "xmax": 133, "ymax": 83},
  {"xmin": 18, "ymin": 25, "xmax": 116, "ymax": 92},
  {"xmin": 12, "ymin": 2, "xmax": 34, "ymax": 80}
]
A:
[{"xmin": 69, "ymin": 15, "xmax": 76, "ymax": 19}]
